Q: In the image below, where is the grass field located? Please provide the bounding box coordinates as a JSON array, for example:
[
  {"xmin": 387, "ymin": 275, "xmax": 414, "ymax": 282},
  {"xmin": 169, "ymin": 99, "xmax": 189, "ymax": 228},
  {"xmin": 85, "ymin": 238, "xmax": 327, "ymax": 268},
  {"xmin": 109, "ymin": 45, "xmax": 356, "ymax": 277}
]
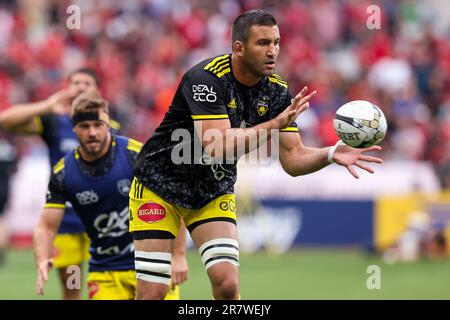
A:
[{"xmin": 1, "ymin": 248, "xmax": 449, "ymax": 300}]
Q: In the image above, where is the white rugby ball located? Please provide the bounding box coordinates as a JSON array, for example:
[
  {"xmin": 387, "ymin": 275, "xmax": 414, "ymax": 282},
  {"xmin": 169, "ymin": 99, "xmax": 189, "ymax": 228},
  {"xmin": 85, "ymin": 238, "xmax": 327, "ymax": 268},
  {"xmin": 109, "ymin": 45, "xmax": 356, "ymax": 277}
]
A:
[{"xmin": 333, "ymin": 100, "xmax": 387, "ymax": 148}]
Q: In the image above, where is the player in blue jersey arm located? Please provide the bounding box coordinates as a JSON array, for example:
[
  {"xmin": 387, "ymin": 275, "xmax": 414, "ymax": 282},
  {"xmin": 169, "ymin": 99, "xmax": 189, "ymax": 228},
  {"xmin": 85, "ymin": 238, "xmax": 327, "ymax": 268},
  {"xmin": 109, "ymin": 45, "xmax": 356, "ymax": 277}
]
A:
[
  {"xmin": 129, "ymin": 9, "xmax": 383, "ymax": 300},
  {"xmin": 0, "ymin": 68, "xmax": 114, "ymax": 299},
  {"xmin": 33, "ymin": 92, "xmax": 187, "ymax": 299}
]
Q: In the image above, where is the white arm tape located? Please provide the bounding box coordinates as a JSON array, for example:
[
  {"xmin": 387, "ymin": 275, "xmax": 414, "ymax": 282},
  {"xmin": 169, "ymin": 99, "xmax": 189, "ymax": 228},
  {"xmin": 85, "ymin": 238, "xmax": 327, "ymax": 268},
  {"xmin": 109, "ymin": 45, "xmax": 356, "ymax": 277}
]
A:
[{"xmin": 327, "ymin": 140, "xmax": 344, "ymax": 164}]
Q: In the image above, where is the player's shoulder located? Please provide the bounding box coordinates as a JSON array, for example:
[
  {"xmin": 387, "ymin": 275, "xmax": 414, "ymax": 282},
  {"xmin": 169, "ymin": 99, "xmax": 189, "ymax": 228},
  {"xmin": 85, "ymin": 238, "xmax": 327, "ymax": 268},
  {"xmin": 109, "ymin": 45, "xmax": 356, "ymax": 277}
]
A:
[
  {"xmin": 114, "ymin": 135, "xmax": 143, "ymax": 154},
  {"xmin": 186, "ymin": 54, "xmax": 232, "ymax": 81},
  {"xmin": 127, "ymin": 137, "xmax": 143, "ymax": 154},
  {"xmin": 267, "ymin": 73, "xmax": 288, "ymax": 90},
  {"xmin": 52, "ymin": 156, "xmax": 66, "ymax": 176}
]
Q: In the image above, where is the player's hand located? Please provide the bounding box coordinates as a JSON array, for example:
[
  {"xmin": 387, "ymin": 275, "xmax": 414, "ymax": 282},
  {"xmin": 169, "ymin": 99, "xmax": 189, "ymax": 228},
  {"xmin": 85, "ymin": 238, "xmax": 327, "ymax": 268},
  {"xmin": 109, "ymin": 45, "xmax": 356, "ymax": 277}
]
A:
[
  {"xmin": 46, "ymin": 88, "xmax": 78, "ymax": 115},
  {"xmin": 333, "ymin": 144, "xmax": 383, "ymax": 179},
  {"xmin": 275, "ymin": 86, "xmax": 316, "ymax": 129},
  {"xmin": 171, "ymin": 253, "xmax": 189, "ymax": 287},
  {"xmin": 36, "ymin": 258, "xmax": 54, "ymax": 296}
]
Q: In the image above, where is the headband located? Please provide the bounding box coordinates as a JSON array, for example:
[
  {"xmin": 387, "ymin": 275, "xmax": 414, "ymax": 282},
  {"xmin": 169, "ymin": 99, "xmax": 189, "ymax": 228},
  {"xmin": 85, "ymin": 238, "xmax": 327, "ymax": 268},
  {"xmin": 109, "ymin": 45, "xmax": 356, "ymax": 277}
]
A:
[{"xmin": 72, "ymin": 111, "xmax": 110, "ymax": 126}]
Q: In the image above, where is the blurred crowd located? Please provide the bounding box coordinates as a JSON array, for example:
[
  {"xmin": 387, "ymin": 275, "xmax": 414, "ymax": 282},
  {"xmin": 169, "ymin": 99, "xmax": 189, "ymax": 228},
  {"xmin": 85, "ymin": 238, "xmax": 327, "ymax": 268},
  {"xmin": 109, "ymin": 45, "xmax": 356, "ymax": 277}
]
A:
[{"xmin": 0, "ymin": 0, "xmax": 449, "ymax": 188}]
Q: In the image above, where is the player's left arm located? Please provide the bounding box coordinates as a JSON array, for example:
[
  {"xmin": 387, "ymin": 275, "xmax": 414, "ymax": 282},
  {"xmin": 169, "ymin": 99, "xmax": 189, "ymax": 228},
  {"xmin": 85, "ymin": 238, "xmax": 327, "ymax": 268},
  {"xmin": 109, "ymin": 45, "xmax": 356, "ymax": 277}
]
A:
[
  {"xmin": 278, "ymin": 132, "xmax": 383, "ymax": 179},
  {"xmin": 34, "ymin": 163, "xmax": 67, "ymax": 295},
  {"xmin": 33, "ymin": 207, "xmax": 65, "ymax": 296},
  {"xmin": 171, "ymin": 220, "xmax": 188, "ymax": 286}
]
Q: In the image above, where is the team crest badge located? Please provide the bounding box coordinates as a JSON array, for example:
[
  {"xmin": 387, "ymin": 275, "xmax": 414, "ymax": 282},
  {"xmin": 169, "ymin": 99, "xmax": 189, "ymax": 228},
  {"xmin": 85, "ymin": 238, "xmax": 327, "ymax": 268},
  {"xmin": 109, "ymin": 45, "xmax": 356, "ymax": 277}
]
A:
[
  {"xmin": 117, "ymin": 179, "xmax": 131, "ymax": 197},
  {"xmin": 257, "ymin": 100, "xmax": 269, "ymax": 116}
]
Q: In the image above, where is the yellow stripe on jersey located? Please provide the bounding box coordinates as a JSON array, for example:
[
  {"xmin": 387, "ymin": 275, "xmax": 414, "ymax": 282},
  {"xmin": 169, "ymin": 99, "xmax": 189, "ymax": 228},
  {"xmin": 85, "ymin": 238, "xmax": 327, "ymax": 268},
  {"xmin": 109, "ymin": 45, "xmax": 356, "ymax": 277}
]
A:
[
  {"xmin": 34, "ymin": 116, "xmax": 44, "ymax": 135},
  {"xmin": 191, "ymin": 114, "xmax": 229, "ymax": 121},
  {"xmin": 268, "ymin": 76, "xmax": 288, "ymax": 88},
  {"xmin": 204, "ymin": 55, "xmax": 231, "ymax": 78},
  {"xmin": 209, "ymin": 59, "xmax": 229, "ymax": 73},
  {"xmin": 280, "ymin": 127, "xmax": 299, "ymax": 132},
  {"xmin": 270, "ymin": 73, "xmax": 283, "ymax": 80},
  {"xmin": 204, "ymin": 54, "xmax": 229, "ymax": 71},
  {"xmin": 53, "ymin": 158, "xmax": 65, "ymax": 174},
  {"xmin": 216, "ymin": 68, "xmax": 231, "ymax": 78},
  {"xmin": 212, "ymin": 63, "xmax": 230, "ymax": 75},
  {"xmin": 127, "ymin": 138, "xmax": 143, "ymax": 153},
  {"xmin": 44, "ymin": 203, "xmax": 66, "ymax": 209}
]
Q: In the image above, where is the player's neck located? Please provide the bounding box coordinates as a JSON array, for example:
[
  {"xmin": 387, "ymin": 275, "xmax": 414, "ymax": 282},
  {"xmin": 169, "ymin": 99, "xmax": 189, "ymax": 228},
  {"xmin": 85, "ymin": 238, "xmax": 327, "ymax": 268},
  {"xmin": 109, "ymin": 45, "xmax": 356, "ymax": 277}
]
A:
[
  {"xmin": 231, "ymin": 55, "xmax": 262, "ymax": 87},
  {"xmin": 78, "ymin": 133, "xmax": 112, "ymax": 162}
]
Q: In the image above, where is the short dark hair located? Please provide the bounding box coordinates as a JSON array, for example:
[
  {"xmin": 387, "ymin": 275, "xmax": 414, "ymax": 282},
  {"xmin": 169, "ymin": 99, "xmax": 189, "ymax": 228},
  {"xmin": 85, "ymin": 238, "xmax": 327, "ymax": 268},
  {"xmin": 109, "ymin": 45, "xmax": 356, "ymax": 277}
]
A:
[
  {"xmin": 67, "ymin": 67, "xmax": 100, "ymax": 86},
  {"xmin": 231, "ymin": 9, "xmax": 277, "ymax": 44}
]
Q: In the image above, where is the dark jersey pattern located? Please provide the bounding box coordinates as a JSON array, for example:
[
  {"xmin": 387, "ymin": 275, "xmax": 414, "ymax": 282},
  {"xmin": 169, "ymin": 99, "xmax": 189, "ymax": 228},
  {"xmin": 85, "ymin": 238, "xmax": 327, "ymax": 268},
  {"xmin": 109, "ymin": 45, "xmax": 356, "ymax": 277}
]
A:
[
  {"xmin": 45, "ymin": 135, "xmax": 142, "ymax": 272},
  {"xmin": 134, "ymin": 54, "xmax": 298, "ymax": 209}
]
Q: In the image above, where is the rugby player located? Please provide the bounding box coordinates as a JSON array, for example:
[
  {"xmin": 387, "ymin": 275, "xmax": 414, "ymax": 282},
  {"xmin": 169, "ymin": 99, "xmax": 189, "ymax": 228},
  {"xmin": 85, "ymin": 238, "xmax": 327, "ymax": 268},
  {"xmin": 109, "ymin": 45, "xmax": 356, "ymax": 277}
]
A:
[{"xmin": 129, "ymin": 9, "xmax": 383, "ymax": 300}]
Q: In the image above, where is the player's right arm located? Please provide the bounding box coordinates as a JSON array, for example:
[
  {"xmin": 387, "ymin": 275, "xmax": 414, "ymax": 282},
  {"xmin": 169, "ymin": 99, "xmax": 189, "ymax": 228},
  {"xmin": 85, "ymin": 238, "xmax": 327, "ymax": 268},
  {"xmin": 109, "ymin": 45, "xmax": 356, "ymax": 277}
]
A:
[
  {"xmin": 0, "ymin": 88, "xmax": 76, "ymax": 134},
  {"xmin": 33, "ymin": 160, "xmax": 67, "ymax": 295},
  {"xmin": 187, "ymin": 70, "xmax": 314, "ymax": 160}
]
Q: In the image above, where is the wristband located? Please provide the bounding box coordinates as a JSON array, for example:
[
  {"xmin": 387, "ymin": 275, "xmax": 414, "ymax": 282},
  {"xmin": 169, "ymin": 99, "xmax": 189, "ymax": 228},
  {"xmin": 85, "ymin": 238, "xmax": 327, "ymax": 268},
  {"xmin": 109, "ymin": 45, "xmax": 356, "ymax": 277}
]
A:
[{"xmin": 327, "ymin": 140, "xmax": 344, "ymax": 164}]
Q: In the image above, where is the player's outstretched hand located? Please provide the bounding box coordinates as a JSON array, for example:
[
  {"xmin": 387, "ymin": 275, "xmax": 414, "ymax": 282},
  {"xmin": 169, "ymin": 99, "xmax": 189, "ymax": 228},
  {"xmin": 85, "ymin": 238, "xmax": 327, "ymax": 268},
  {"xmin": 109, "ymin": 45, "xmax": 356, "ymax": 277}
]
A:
[
  {"xmin": 36, "ymin": 258, "xmax": 53, "ymax": 296},
  {"xmin": 46, "ymin": 88, "xmax": 78, "ymax": 115},
  {"xmin": 275, "ymin": 86, "xmax": 316, "ymax": 129},
  {"xmin": 171, "ymin": 253, "xmax": 189, "ymax": 287},
  {"xmin": 333, "ymin": 144, "xmax": 383, "ymax": 179}
]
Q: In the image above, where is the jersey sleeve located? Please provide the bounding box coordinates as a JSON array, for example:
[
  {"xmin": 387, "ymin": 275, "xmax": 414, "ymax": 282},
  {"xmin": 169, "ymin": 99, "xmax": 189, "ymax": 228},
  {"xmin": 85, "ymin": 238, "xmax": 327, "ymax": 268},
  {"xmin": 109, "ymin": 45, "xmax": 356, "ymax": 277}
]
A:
[
  {"xmin": 37, "ymin": 114, "xmax": 56, "ymax": 147},
  {"xmin": 181, "ymin": 70, "xmax": 228, "ymax": 121},
  {"xmin": 44, "ymin": 158, "xmax": 67, "ymax": 209}
]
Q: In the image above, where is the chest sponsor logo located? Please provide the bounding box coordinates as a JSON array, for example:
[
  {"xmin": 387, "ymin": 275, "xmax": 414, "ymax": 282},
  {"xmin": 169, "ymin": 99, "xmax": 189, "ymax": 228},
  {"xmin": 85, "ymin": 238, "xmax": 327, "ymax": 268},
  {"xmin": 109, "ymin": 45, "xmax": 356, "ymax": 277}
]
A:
[
  {"xmin": 76, "ymin": 190, "xmax": 99, "ymax": 205},
  {"xmin": 257, "ymin": 100, "xmax": 269, "ymax": 116},
  {"xmin": 192, "ymin": 85, "xmax": 217, "ymax": 102},
  {"xmin": 137, "ymin": 202, "xmax": 166, "ymax": 223},
  {"xmin": 117, "ymin": 179, "xmax": 131, "ymax": 197},
  {"xmin": 94, "ymin": 206, "xmax": 129, "ymax": 238}
]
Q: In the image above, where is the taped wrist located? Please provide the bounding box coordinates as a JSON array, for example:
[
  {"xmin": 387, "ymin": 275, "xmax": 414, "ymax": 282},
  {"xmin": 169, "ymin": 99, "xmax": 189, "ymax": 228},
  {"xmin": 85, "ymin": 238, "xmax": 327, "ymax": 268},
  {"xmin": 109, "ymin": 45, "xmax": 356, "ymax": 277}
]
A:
[{"xmin": 327, "ymin": 140, "xmax": 344, "ymax": 164}]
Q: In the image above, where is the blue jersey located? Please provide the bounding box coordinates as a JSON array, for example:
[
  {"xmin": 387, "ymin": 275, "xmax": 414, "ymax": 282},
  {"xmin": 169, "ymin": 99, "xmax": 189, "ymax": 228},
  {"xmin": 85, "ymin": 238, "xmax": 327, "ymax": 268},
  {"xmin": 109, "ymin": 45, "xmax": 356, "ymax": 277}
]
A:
[
  {"xmin": 38, "ymin": 114, "xmax": 120, "ymax": 234},
  {"xmin": 45, "ymin": 135, "xmax": 142, "ymax": 272}
]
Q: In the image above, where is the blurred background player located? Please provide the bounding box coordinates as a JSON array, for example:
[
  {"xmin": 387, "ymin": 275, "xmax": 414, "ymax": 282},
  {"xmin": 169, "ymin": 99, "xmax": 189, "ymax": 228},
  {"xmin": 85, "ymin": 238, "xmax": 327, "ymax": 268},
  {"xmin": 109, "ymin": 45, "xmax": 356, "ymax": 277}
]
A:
[
  {"xmin": 0, "ymin": 131, "xmax": 17, "ymax": 267},
  {"xmin": 33, "ymin": 92, "xmax": 188, "ymax": 299},
  {"xmin": 0, "ymin": 68, "xmax": 112, "ymax": 299}
]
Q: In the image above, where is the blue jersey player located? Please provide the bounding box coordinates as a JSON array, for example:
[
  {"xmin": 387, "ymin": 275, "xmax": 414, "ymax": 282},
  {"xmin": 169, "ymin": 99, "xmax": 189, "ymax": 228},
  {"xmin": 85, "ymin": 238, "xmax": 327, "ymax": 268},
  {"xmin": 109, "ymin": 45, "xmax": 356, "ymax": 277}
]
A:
[
  {"xmin": 0, "ymin": 68, "xmax": 114, "ymax": 299},
  {"xmin": 33, "ymin": 92, "xmax": 187, "ymax": 299}
]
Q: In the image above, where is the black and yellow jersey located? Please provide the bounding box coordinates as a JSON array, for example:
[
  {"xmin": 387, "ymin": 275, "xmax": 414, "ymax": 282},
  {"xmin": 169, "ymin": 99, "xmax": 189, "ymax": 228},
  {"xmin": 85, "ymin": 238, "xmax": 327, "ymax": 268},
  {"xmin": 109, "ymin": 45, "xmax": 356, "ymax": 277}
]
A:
[{"xmin": 134, "ymin": 53, "xmax": 297, "ymax": 209}]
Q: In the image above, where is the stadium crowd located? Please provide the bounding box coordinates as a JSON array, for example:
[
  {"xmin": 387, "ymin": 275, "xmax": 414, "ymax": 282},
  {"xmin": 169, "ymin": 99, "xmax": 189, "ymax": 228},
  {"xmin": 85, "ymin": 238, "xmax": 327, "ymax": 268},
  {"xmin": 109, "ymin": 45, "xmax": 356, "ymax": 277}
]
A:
[{"xmin": 0, "ymin": 0, "xmax": 449, "ymax": 188}]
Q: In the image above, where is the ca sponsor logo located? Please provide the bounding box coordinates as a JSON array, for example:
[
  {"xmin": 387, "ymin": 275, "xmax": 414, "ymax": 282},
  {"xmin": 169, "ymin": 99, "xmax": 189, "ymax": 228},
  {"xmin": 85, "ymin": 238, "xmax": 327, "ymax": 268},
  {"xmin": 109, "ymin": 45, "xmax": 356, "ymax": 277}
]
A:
[
  {"xmin": 192, "ymin": 84, "xmax": 217, "ymax": 102},
  {"xmin": 137, "ymin": 202, "xmax": 166, "ymax": 223},
  {"xmin": 76, "ymin": 190, "xmax": 99, "ymax": 205},
  {"xmin": 94, "ymin": 206, "xmax": 129, "ymax": 238}
]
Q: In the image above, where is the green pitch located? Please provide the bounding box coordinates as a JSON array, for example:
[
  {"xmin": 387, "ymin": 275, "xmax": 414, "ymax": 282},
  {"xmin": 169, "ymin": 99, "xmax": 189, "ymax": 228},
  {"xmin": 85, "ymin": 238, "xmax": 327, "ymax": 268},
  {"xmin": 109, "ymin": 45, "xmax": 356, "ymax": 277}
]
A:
[{"xmin": 0, "ymin": 248, "xmax": 449, "ymax": 299}]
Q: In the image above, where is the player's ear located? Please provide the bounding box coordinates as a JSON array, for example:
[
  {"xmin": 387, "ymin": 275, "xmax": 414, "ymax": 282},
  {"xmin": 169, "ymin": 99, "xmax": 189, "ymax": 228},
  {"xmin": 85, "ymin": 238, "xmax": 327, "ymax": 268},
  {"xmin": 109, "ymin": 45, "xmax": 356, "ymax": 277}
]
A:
[{"xmin": 232, "ymin": 40, "xmax": 244, "ymax": 57}]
